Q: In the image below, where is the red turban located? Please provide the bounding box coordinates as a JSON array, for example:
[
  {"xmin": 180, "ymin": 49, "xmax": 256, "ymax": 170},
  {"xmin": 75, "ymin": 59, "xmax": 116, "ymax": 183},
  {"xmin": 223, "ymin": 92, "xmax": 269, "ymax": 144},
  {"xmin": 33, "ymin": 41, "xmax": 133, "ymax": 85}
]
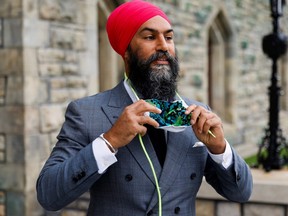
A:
[{"xmin": 106, "ymin": 0, "xmax": 170, "ymax": 58}]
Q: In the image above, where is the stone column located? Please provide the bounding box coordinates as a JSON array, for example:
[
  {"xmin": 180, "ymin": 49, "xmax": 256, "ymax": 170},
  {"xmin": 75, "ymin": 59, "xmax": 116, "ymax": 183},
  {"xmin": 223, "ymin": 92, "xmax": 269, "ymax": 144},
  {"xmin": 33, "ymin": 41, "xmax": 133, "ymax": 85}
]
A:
[
  {"xmin": 0, "ymin": 0, "xmax": 25, "ymax": 215},
  {"xmin": 0, "ymin": 0, "xmax": 98, "ymax": 215}
]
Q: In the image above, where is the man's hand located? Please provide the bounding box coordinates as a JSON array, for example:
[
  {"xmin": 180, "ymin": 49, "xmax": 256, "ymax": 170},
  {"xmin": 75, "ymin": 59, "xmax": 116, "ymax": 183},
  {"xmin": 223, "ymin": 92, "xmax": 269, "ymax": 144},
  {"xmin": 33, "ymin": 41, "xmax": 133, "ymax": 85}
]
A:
[
  {"xmin": 185, "ymin": 105, "xmax": 226, "ymax": 154},
  {"xmin": 103, "ymin": 100, "xmax": 161, "ymax": 149}
]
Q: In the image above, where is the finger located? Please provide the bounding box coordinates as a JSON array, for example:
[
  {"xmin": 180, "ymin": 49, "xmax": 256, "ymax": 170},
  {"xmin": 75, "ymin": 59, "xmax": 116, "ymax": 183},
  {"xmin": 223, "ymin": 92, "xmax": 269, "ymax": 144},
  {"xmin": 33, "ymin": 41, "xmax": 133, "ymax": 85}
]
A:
[
  {"xmin": 202, "ymin": 118, "xmax": 215, "ymax": 135},
  {"xmin": 133, "ymin": 100, "xmax": 162, "ymax": 115},
  {"xmin": 138, "ymin": 124, "xmax": 148, "ymax": 136},
  {"xmin": 138, "ymin": 115, "xmax": 159, "ymax": 128},
  {"xmin": 192, "ymin": 108, "xmax": 212, "ymax": 130},
  {"xmin": 190, "ymin": 106, "xmax": 201, "ymax": 125},
  {"xmin": 185, "ymin": 104, "xmax": 197, "ymax": 114}
]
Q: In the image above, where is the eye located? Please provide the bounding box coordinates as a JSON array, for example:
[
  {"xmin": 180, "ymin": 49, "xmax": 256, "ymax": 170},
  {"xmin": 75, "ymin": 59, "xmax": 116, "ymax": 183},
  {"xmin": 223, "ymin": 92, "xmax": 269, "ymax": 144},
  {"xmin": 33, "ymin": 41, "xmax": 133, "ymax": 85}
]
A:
[
  {"xmin": 144, "ymin": 35, "xmax": 155, "ymax": 40},
  {"xmin": 165, "ymin": 35, "xmax": 173, "ymax": 41}
]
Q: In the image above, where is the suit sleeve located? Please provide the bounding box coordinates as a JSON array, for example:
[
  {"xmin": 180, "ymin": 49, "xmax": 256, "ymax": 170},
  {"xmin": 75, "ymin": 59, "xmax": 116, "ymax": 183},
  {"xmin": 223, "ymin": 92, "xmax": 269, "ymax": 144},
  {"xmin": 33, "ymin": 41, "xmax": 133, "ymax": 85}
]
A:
[
  {"xmin": 36, "ymin": 101, "xmax": 105, "ymax": 211},
  {"xmin": 204, "ymin": 147, "xmax": 253, "ymax": 202}
]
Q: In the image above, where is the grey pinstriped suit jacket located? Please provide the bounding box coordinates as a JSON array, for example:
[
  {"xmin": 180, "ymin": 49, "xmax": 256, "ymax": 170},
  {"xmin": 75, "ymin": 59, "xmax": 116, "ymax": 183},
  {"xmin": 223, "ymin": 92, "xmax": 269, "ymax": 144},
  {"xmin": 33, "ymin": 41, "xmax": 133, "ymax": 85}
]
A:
[{"xmin": 37, "ymin": 81, "xmax": 253, "ymax": 215}]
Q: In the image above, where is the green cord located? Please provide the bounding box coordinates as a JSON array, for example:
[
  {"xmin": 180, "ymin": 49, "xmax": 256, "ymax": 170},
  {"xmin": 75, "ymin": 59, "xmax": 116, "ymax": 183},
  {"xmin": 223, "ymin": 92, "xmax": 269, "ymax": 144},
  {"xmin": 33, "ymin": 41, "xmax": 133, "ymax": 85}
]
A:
[
  {"xmin": 124, "ymin": 73, "xmax": 162, "ymax": 215},
  {"xmin": 138, "ymin": 134, "xmax": 162, "ymax": 216}
]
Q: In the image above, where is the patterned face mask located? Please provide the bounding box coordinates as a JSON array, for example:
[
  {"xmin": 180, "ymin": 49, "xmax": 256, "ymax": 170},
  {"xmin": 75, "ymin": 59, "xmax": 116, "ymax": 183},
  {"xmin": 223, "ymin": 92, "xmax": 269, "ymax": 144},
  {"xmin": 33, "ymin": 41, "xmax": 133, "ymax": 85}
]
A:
[{"xmin": 145, "ymin": 99, "xmax": 191, "ymax": 132}]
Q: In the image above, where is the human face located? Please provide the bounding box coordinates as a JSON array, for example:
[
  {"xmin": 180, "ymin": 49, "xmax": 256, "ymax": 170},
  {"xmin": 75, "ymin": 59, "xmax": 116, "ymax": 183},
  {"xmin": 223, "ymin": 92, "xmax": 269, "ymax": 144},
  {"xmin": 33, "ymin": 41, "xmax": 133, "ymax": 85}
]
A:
[
  {"xmin": 127, "ymin": 45, "xmax": 179, "ymax": 101},
  {"xmin": 126, "ymin": 15, "xmax": 176, "ymax": 68}
]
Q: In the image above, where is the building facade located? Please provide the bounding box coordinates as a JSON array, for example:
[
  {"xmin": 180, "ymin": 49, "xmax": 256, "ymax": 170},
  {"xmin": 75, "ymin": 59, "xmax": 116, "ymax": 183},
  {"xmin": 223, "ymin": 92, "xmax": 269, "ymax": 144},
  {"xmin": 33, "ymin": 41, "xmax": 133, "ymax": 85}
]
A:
[{"xmin": 0, "ymin": 0, "xmax": 287, "ymax": 215}]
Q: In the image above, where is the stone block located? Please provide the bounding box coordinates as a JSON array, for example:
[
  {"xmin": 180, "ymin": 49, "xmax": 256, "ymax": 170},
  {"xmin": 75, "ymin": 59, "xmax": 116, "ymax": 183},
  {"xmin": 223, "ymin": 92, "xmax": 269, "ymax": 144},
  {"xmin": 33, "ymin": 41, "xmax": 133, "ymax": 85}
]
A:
[
  {"xmin": 38, "ymin": 49, "xmax": 78, "ymax": 64},
  {"xmin": 62, "ymin": 64, "xmax": 79, "ymax": 75},
  {"xmin": 6, "ymin": 76, "xmax": 24, "ymax": 105},
  {"xmin": 50, "ymin": 78, "xmax": 67, "ymax": 89},
  {"xmin": 23, "ymin": 0, "xmax": 39, "ymax": 18},
  {"xmin": 40, "ymin": 105, "xmax": 64, "ymax": 133},
  {"xmin": 0, "ymin": 49, "xmax": 23, "ymax": 76},
  {"xmin": 0, "ymin": 76, "xmax": 6, "ymax": 98},
  {"xmin": 24, "ymin": 107, "xmax": 40, "ymax": 133},
  {"xmin": 244, "ymin": 203, "xmax": 285, "ymax": 216},
  {"xmin": 6, "ymin": 191, "xmax": 25, "ymax": 216},
  {"xmin": 51, "ymin": 89, "xmax": 69, "ymax": 103},
  {"xmin": 23, "ymin": 19, "xmax": 50, "ymax": 47},
  {"xmin": 39, "ymin": 0, "xmax": 82, "ymax": 23},
  {"xmin": 3, "ymin": 18, "xmax": 22, "ymax": 47},
  {"xmin": 195, "ymin": 199, "xmax": 215, "ymax": 216},
  {"xmin": 66, "ymin": 76, "xmax": 87, "ymax": 88},
  {"xmin": 0, "ymin": 164, "xmax": 24, "ymax": 190},
  {"xmin": 0, "ymin": 152, "xmax": 4, "ymax": 162},
  {"xmin": 0, "ymin": 0, "xmax": 22, "ymax": 18},
  {"xmin": 217, "ymin": 201, "xmax": 241, "ymax": 216},
  {"xmin": 24, "ymin": 77, "xmax": 40, "ymax": 105},
  {"xmin": 64, "ymin": 51, "xmax": 78, "ymax": 63},
  {"xmin": 38, "ymin": 80, "xmax": 49, "ymax": 103},
  {"xmin": 61, "ymin": 210, "xmax": 86, "ymax": 216},
  {"xmin": 39, "ymin": 64, "xmax": 62, "ymax": 77},
  {"xmin": 69, "ymin": 89, "xmax": 87, "ymax": 100},
  {"xmin": 0, "ymin": 191, "xmax": 5, "ymax": 216},
  {"xmin": 0, "ymin": 107, "xmax": 24, "ymax": 134},
  {"xmin": 50, "ymin": 28, "xmax": 74, "ymax": 50},
  {"xmin": 45, "ymin": 210, "xmax": 61, "ymax": 216},
  {"xmin": 0, "ymin": 134, "xmax": 6, "ymax": 162},
  {"xmin": 0, "ymin": 19, "xmax": 3, "ymax": 47},
  {"xmin": 25, "ymin": 135, "xmax": 50, "ymax": 191},
  {"xmin": 51, "ymin": 28, "xmax": 86, "ymax": 51},
  {"xmin": 38, "ymin": 49, "xmax": 65, "ymax": 63},
  {"xmin": 38, "ymin": 0, "xmax": 61, "ymax": 21},
  {"xmin": 6, "ymin": 135, "xmax": 24, "ymax": 164},
  {"xmin": 23, "ymin": 48, "xmax": 38, "ymax": 77}
]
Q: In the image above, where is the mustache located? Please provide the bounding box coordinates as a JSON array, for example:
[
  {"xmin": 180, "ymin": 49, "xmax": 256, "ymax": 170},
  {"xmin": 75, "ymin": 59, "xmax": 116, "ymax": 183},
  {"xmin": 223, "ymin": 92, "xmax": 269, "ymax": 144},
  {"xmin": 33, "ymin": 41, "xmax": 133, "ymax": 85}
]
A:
[{"xmin": 142, "ymin": 51, "xmax": 178, "ymax": 66}]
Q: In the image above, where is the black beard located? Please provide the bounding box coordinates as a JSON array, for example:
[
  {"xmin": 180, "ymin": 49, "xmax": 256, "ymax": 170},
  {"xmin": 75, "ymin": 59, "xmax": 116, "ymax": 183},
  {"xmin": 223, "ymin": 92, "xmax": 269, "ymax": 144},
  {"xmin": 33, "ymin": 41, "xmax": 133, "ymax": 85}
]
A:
[{"xmin": 127, "ymin": 48, "xmax": 179, "ymax": 101}]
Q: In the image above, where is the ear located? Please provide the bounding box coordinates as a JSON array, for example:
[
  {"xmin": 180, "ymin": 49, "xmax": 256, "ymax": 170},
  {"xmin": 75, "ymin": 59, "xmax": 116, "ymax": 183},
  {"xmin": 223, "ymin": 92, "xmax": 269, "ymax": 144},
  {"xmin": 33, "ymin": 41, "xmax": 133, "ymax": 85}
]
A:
[
  {"xmin": 123, "ymin": 50, "xmax": 129, "ymax": 61},
  {"xmin": 123, "ymin": 51, "xmax": 130, "ymax": 76}
]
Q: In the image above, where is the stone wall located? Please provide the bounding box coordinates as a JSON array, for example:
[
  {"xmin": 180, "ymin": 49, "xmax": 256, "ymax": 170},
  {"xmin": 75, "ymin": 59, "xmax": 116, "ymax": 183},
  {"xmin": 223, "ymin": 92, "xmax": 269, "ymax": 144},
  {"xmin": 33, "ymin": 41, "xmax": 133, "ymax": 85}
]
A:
[{"xmin": 0, "ymin": 0, "xmax": 287, "ymax": 215}]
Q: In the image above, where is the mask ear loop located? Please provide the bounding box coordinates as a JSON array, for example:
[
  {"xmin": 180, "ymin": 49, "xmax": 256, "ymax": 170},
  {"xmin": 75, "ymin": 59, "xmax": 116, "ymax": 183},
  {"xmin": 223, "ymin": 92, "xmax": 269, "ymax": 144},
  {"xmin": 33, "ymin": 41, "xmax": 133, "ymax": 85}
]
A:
[
  {"xmin": 176, "ymin": 92, "xmax": 216, "ymax": 137},
  {"xmin": 124, "ymin": 72, "xmax": 162, "ymax": 216}
]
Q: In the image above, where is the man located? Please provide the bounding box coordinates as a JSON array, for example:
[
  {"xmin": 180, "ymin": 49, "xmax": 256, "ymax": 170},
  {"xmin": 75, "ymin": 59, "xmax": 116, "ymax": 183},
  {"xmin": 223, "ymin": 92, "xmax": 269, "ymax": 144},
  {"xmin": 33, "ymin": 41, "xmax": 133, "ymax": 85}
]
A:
[{"xmin": 37, "ymin": 1, "xmax": 253, "ymax": 215}]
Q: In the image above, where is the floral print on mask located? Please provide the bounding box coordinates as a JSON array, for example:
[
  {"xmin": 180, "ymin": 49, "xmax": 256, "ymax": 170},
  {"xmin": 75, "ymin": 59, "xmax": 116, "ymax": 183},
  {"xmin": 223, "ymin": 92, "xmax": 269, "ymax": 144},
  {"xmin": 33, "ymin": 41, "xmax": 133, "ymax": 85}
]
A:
[{"xmin": 146, "ymin": 99, "xmax": 191, "ymax": 127}]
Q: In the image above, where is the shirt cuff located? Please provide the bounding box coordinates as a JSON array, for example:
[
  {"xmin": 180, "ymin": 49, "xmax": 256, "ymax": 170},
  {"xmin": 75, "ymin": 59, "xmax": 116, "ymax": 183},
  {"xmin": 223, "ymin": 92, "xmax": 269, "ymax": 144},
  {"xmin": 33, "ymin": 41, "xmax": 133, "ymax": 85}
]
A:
[
  {"xmin": 92, "ymin": 137, "xmax": 118, "ymax": 174},
  {"xmin": 207, "ymin": 139, "xmax": 233, "ymax": 169}
]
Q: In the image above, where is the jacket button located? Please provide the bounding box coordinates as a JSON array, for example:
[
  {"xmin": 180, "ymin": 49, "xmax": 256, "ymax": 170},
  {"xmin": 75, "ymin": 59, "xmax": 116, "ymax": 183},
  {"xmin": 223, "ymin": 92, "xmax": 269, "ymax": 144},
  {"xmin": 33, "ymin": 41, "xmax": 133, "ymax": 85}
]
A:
[
  {"xmin": 78, "ymin": 171, "xmax": 86, "ymax": 179},
  {"xmin": 125, "ymin": 174, "xmax": 133, "ymax": 182},
  {"xmin": 147, "ymin": 210, "xmax": 153, "ymax": 216},
  {"xmin": 174, "ymin": 206, "xmax": 180, "ymax": 214},
  {"xmin": 236, "ymin": 174, "xmax": 241, "ymax": 181},
  {"xmin": 190, "ymin": 173, "xmax": 197, "ymax": 180}
]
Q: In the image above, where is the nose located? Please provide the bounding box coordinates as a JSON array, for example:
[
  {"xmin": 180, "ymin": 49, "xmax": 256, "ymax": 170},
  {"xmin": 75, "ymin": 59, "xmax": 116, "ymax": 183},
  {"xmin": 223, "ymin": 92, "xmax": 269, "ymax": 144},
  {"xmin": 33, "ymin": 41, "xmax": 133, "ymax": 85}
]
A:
[{"xmin": 156, "ymin": 35, "xmax": 168, "ymax": 52}]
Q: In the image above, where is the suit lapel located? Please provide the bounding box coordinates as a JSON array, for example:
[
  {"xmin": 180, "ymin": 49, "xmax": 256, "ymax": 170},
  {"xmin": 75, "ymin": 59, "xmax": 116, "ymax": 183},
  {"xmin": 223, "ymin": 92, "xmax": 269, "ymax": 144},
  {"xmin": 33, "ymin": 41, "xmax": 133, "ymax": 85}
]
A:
[{"xmin": 101, "ymin": 82, "xmax": 131, "ymax": 126}]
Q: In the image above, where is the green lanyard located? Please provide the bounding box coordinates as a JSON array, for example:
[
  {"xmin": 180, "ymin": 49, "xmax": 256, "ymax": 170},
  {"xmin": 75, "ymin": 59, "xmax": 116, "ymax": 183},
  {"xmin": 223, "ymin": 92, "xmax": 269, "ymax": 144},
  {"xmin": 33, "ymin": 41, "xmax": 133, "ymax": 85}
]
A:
[{"xmin": 124, "ymin": 73, "xmax": 163, "ymax": 216}]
